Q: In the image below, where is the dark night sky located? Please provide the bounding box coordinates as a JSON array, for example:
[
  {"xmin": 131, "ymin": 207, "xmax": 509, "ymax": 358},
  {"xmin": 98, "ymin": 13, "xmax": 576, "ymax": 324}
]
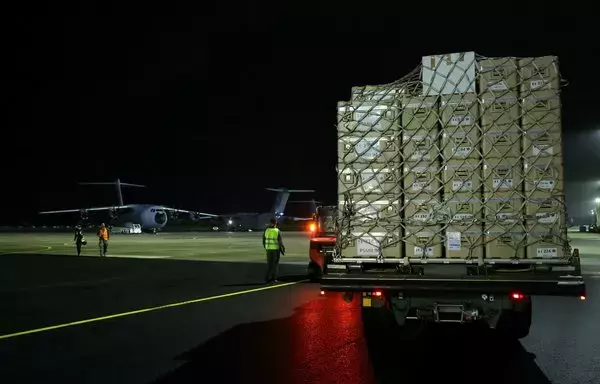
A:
[{"xmin": 6, "ymin": 1, "xmax": 600, "ymax": 223}]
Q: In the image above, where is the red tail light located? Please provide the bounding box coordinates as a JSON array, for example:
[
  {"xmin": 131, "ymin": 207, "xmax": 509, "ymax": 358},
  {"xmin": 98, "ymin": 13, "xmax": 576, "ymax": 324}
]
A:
[
  {"xmin": 373, "ymin": 290, "xmax": 382, "ymax": 297},
  {"xmin": 511, "ymin": 292, "xmax": 524, "ymax": 300},
  {"xmin": 320, "ymin": 290, "xmax": 325, "ymax": 295},
  {"xmin": 580, "ymin": 295, "xmax": 586, "ymax": 301},
  {"xmin": 309, "ymin": 223, "xmax": 316, "ymax": 232}
]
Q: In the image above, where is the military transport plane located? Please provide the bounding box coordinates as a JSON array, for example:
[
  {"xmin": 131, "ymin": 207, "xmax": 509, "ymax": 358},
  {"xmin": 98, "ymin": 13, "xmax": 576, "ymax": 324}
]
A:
[
  {"xmin": 219, "ymin": 188, "xmax": 316, "ymax": 231},
  {"xmin": 39, "ymin": 179, "xmax": 217, "ymax": 231}
]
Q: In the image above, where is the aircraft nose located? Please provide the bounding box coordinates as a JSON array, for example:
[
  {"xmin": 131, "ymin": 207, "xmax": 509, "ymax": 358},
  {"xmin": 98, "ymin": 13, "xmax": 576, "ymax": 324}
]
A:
[{"xmin": 155, "ymin": 212, "xmax": 167, "ymax": 225}]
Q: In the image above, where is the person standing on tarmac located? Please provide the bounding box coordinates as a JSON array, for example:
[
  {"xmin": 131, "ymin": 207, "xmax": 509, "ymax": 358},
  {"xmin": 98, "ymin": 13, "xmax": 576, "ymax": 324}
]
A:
[
  {"xmin": 73, "ymin": 225, "xmax": 86, "ymax": 256},
  {"xmin": 263, "ymin": 218, "xmax": 285, "ymax": 284},
  {"xmin": 97, "ymin": 222, "xmax": 110, "ymax": 257}
]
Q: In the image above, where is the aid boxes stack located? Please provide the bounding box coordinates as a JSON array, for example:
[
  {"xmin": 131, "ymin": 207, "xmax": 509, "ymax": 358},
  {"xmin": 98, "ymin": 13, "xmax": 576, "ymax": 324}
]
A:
[
  {"xmin": 478, "ymin": 57, "xmax": 526, "ymax": 259},
  {"xmin": 421, "ymin": 52, "xmax": 485, "ymax": 260},
  {"xmin": 337, "ymin": 85, "xmax": 403, "ymax": 259},
  {"xmin": 400, "ymin": 93, "xmax": 444, "ymax": 258},
  {"xmin": 518, "ymin": 57, "xmax": 566, "ymax": 259},
  {"xmin": 335, "ymin": 52, "xmax": 567, "ymax": 262}
]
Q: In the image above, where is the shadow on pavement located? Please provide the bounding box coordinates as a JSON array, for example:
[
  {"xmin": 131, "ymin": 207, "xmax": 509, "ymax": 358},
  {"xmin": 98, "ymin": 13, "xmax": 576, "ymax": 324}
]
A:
[
  {"xmin": 363, "ymin": 319, "xmax": 551, "ymax": 384},
  {"xmin": 152, "ymin": 297, "xmax": 552, "ymax": 384}
]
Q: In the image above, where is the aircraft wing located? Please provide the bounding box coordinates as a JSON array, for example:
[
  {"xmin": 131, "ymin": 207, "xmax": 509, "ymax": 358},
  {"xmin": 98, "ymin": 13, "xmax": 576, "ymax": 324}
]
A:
[
  {"xmin": 39, "ymin": 205, "xmax": 133, "ymax": 214},
  {"xmin": 289, "ymin": 216, "xmax": 314, "ymax": 221},
  {"xmin": 160, "ymin": 207, "xmax": 219, "ymax": 218}
]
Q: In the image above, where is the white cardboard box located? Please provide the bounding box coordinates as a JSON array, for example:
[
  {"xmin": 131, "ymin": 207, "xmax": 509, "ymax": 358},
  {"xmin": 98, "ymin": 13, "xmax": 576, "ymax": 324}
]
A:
[{"xmin": 422, "ymin": 52, "xmax": 477, "ymax": 96}]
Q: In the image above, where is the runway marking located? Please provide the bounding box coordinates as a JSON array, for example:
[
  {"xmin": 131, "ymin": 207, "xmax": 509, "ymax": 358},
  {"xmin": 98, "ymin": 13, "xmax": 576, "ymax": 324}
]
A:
[
  {"xmin": 0, "ymin": 280, "xmax": 305, "ymax": 340},
  {"xmin": 100, "ymin": 254, "xmax": 172, "ymax": 259},
  {"xmin": 0, "ymin": 246, "xmax": 52, "ymax": 256}
]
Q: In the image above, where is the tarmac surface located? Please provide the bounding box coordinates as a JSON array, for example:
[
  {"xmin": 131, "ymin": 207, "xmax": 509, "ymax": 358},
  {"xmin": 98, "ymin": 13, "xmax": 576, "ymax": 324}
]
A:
[{"xmin": 1, "ymin": 231, "xmax": 599, "ymax": 383}]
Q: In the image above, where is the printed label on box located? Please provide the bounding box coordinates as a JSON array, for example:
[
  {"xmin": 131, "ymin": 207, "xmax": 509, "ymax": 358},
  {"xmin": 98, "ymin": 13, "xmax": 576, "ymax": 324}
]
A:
[
  {"xmin": 536, "ymin": 212, "xmax": 558, "ymax": 224},
  {"xmin": 357, "ymin": 206, "xmax": 378, "ymax": 220},
  {"xmin": 536, "ymin": 247, "xmax": 558, "ymax": 258},
  {"xmin": 447, "ymin": 232, "xmax": 462, "ymax": 251},
  {"xmin": 453, "ymin": 213, "xmax": 473, "ymax": 221},
  {"xmin": 412, "ymin": 181, "xmax": 431, "ymax": 191},
  {"xmin": 497, "ymin": 213, "xmax": 518, "ymax": 222},
  {"xmin": 357, "ymin": 238, "xmax": 380, "ymax": 256},
  {"xmin": 355, "ymin": 139, "xmax": 381, "ymax": 160},
  {"xmin": 536, "ymin": 180, "xmax": 555, "ymax": 190},
  {"xmin": 453, "ymin": 180, "xmax": 473, "ymax": 191},
  {"xmin": 489, "ymin": 81, "xmax": 508, "ymax": 91},
  {"xmin": 530, "ymin": 79, "xmax": 546, "ymax": 89},
  {"xmin": 453, "ymin": 146, "xmax": 473, "ymax": 157},
  {"xmin": 493, "ymin": 178, "xmax": 513, "ymax": 190},
  {"xmin": 412, "ymin": 212, "xmax": 430, "ymax": 222},
  {"xmin": 414, "ymin": 246, "xmax": 434, "ymax": 257},
  {"xmin": 533, "ymin": 144, "xmax": 553, "ymax": 156},
  {"xmin": 449, "ymin": 115, "xmax": 473, "ymax": 126}
]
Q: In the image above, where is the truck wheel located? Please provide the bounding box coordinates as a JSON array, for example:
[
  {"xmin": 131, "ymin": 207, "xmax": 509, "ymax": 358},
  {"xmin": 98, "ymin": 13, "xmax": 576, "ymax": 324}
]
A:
[
  {"xmin": 497, "ymin": 301, "xmax": 532, "ymax": 339},
  {"xmin": 307, "ymin": 262, "xmax": 321, "ymax": 282}
]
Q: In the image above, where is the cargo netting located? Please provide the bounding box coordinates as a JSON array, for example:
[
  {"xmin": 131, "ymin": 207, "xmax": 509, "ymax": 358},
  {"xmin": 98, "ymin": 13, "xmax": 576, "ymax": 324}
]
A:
[{"xmin": 336, "ymin": 52, "xmax": 568, "ymax": 265}]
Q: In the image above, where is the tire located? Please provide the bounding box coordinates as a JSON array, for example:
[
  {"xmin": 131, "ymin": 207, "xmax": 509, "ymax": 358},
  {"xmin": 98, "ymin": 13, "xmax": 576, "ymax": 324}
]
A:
[
  {"xmin": 497, "ymin": 301, "xmax": 532, "ymax": 339},
  {"xmin": 307, "ymin": 262, "xmax": 321, "ymax": 282}
]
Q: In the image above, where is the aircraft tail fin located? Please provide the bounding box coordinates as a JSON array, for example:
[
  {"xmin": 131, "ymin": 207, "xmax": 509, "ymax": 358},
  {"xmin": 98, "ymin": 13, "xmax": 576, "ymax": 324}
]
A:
[
  {"xmin": 265, "ymin": 188, "xmax": 315, "ymax": 219},
  {"xmin": 78, "ymin": 178, "xmax": 146, "ymax": 206}
]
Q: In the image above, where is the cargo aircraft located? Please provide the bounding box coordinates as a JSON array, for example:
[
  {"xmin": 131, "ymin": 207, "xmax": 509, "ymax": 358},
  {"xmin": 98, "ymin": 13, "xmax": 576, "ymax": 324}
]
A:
[
  {"xmin": 39, "ymin": 181, "xmax": 317, "ymax": 232},
  {"xmin": 216, "ymin": 188, "xmax": 317, "ymax": 231},
  {"xmin": 39, "ymin": 179, "xmax": 218, "ymax": 231}
]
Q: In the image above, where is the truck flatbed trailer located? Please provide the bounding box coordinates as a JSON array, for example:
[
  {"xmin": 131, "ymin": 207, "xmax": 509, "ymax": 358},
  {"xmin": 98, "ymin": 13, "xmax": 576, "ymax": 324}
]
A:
[
  {"xmin": 319, "ymin": 247, "xmax": 586, "ymax": 338},
  {"xmin": 321, "ymin": 270, "xmax": 585, "ymax": 297}
]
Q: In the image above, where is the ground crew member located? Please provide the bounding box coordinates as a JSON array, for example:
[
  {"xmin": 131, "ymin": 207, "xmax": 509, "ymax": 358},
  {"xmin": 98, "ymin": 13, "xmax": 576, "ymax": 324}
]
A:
[
  {"xmin": 97, "ymin": 222, "xmax": 110, "ymax": 257},
  {"xmin": 73, "ymin": 225, "xmax": 86, "ymax": 256},
  {"xmin": 263, "ymin": 218, "xmax": 285, "ymax": 284}
]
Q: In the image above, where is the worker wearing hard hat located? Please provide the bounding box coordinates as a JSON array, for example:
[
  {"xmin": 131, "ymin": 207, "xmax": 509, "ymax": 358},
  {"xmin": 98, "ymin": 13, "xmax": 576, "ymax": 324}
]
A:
[
  {"xmin": 263, "ymin": 218, "xmax": 285, "ymax": 284},
  {"xmin": 97, "ymin": 222, "xmax": 110, "ymax": 257}
]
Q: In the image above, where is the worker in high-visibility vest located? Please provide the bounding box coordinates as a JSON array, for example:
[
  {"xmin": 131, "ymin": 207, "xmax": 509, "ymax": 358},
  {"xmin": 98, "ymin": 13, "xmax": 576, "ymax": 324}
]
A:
[
  {"xmin": 263, "ymin": 218, "xmax": 285, "ymax": 284},
  {"xmin": 97, "ymin": 222, "xmax": 110, "ymax": 257}
]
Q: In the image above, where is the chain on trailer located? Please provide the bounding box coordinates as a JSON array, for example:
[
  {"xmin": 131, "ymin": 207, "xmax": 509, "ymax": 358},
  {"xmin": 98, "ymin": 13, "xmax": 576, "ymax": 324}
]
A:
[{"xmin": 335, "ymin": 52, "xmax": 569, "ymax": 266}]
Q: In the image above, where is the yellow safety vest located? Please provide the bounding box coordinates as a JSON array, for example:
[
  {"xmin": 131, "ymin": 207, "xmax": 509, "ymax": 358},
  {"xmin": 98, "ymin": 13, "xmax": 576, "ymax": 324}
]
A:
[
  {"xmin": 264, "ymin": 227, "xmax": 280, "ymax": 250},
  {"xmin": 98, "ymin": 228, "xmax": 109, "ymax": 240}
]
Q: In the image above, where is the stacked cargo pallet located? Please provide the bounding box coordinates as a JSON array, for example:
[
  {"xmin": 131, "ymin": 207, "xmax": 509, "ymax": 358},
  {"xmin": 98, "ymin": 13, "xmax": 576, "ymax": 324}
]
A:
[
  {"xmin": 518, "ymin": 57, "xmax": 565, "ymax": 258},
  {"xmin": 335, "ymin": 52, "xmax": 568, "ymax": 263},
  {"xmin": 337, "ymin": 84, "xmax": 403, "ymax": 260},
  {"xmin": 479, "ymin": 57, "xmax": 525, "ymax": 259}
]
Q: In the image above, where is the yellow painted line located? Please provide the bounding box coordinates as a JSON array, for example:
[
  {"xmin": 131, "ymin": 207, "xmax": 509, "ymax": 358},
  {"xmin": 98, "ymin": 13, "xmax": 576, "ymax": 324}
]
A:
[{"xmin": 0, "ymin": 280, "xmax": 305, "ymax": 340}]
